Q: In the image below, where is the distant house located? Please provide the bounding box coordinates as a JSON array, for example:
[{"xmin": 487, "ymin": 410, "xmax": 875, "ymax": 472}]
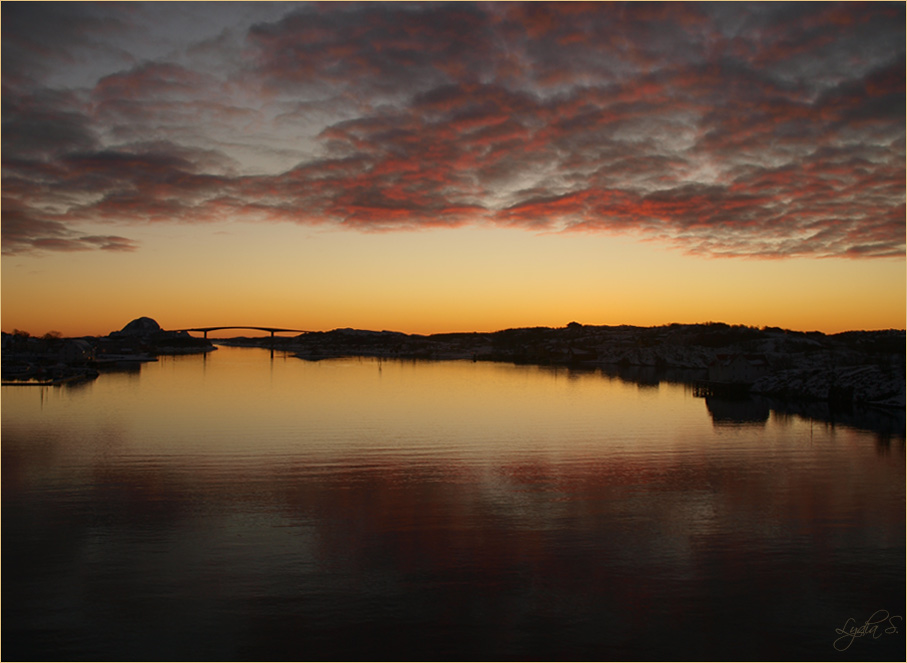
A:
[{"xmin": 708, "ymin": 354, "xmax": 769, "ymax": 385}]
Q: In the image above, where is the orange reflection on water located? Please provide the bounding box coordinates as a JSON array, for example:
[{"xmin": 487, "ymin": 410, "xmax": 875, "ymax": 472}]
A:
[{"xmin": 2, "ymin": 347, "xmax": 903, "ymax": 659}]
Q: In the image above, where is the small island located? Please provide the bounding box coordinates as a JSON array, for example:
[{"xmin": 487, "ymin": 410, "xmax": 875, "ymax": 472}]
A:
[{"xmin": 1, "ymin": 317, "xmax": 215, "ymax": 385}]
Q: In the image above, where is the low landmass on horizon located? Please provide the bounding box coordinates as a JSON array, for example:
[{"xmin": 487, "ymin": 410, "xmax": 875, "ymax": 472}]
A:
[{"xmin": 3, "ymin": 316, "xmax": 904, "ymax": 414}]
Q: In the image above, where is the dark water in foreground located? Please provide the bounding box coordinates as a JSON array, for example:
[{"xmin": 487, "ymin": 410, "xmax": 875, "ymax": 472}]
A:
[{"xmin": 3, "ymin": 347, "xmax": 904, "ymax": 660}]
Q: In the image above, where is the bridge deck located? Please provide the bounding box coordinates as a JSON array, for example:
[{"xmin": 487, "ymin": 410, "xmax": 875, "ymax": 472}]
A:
[
  {"xmin": 171, "ymin": 326, "xmax": 310, "ymax": 338},
  {"xmin": 174, "ymin": 326, "xmax": 308, "ymax": 333}
]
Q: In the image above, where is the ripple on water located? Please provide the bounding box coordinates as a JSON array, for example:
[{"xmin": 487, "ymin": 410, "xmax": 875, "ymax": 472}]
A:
[{"xmin": 2, "ymin": 349, "xmax": 903, "ymax": 660}]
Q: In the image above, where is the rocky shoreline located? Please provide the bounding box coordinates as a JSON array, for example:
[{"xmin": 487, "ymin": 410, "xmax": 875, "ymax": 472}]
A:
[
  {"xmin": 4, "ymin": 319, "xmax": 904, "ymax": 413},
  {"xmin": 221, "ymin": 322, "xmax": 905, "ymax": 411}
]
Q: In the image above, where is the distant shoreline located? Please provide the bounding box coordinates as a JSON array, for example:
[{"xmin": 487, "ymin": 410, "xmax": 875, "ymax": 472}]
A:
[
  {"xmin": 213, "ymin": 322, "xmax": 905, "ymax": 410},
  {"xmin": 4, "ymin": 320, "xmax": 904, "ymax": 411}
]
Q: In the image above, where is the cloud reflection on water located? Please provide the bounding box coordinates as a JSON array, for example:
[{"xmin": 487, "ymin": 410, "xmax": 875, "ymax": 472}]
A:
[{"xmin": 2, "ymin": 350, "xmax": 903, "ymax": 659}]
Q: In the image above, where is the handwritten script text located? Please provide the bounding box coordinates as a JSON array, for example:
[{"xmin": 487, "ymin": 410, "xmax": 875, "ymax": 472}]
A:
[{"xmin": 833, "ymin": 610, "xmax": 902, "ymax": 651}]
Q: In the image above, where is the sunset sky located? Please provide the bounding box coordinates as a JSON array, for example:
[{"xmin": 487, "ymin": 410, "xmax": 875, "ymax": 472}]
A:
[{"xmin": 2, "ymin": 1, "xmax": 904, "ymax": 338}]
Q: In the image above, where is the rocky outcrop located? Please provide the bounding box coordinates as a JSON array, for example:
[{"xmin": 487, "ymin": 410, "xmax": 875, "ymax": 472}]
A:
[
  {"xmin": 112, "ymin": 316, "xmax": 162, "ymax": 336},
  {"xmin": 752, "ymin": 365, "xmax": 905, "ymax": 409},
  {"xmin": 103, "ymin": 317, "xmax": 215, "ymax": 355}
]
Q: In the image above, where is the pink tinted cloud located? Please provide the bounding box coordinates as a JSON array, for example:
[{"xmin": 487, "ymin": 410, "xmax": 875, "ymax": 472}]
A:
[
  {"xmin": 2, "ymin": 2, "xmax": 904, "ymax": 259},
  {"xmin": 93, "ymin": 62, "xmax": 207, "ymax": 102}
]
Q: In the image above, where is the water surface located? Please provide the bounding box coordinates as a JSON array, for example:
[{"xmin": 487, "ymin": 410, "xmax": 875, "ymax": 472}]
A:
[{"xmin": 3, "ymin": 347, "xmax": 904, "ymax": 660}]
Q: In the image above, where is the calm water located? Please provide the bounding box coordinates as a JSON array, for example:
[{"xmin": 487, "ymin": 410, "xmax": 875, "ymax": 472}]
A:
[{"xmin": 3, "ymin": 347, "xmax": 904, "ymax": 660}]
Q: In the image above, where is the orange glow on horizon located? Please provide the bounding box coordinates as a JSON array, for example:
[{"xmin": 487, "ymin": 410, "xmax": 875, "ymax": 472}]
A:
[
  {"xmin": 3, "ymin": 2, "xmax": 903, "ymax": 343},
  {"xmin": 3, "ymin": 227, "xmax": 904, "ymax": 339}
]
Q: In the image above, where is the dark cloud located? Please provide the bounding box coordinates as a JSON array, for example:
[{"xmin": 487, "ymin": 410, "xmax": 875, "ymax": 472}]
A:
[
  {"xmin": 246, "ymin": 3, "xmax": 496, "ymax": 95},
  {"xmin": 1, "ymin": 198, "xmax": 139, "ymax": 255},
  {"xmin": 2, "ymin": 1, "xmax": 904, "ymax": 258},
  {"xmin": 1, "ymin": 2, "xmax": 132, "ymax": 89},
  {"xmin": 2, "ymin": 89, "xmax": 100, "ymax": 158}
]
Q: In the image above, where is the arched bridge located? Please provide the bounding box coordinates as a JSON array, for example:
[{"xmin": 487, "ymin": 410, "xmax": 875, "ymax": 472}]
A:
[{"xmin": 172, "ymin": 326, "xmax": 310, "ymax": 340}]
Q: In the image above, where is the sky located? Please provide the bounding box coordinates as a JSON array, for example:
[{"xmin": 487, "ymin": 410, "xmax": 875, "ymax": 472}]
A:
[{"xmin": 2, "ymin": 1, "xmax": 904, "ymax": 338}]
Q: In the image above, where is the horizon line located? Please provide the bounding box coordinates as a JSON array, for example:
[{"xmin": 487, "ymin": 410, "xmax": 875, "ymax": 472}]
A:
[{"xmin": 4, "ymin": 320, "xmax": 905, "ymax": 340}]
